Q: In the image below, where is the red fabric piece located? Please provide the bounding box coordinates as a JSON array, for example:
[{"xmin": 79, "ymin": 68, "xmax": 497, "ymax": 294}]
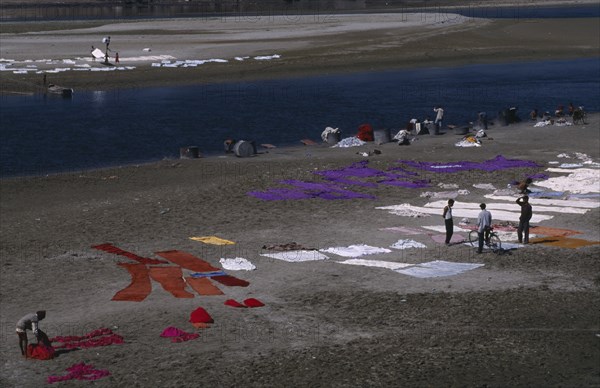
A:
[
  {"xmin": 47, "ymin": 362, "xmax": 110, "ymax": 384},
  {"xmin": 26, "ymin": 343, "xmax": 55, "ymax": 360},
  {"xmin": 148, "ymin": 266, "xmax": 195, "ymax": 298},
  {"xmin": 50, "ymin": 328, "xmax": 124, "ymax": 350},
  {"xmin": 155, "ymin": 250, "xmax": 221, "ymax": 272},
  {"xmin": 171, "ymin": 332, "xmax": 200, "ymax": 343},
  {"xmin": 185, "ymin": 277, "xmax": 224, "ymax": 296},
  {"xmin": 112, "ymin": 263, "xmax": 152, "ymax": 302},
  {"xmin": 243, "ymin": 298, "xmax": 265, "ymax": 308},
  {"xmin": 224, "ymin": 299, "xmax": 247, "ymax": 308},
  {"xmin": 211, "ymin": 275, "xmax": 250, "ymax": 287},
  {"xmin": 189, "ymin": 307, "xmax": 214, "ymax": 324},
  {"xmin": 357, "ymin": 123, "xmax": 374, "ymax": 142},
  {"xmin": 92, "ymin": 243, "xmax": 167, "ymax": 264}
]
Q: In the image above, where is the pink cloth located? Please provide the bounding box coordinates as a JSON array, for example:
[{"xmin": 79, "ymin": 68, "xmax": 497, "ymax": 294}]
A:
[
  {"xmin": 160, "ymin": 326, "xmax": 199, "ymax": 342},
  {"xmin": 47, "ymin": 362, "xmax": 110, "ymax": 384},
  {"xmin": 50, "ymin": 328, "xmax": 124, "ymax": 350}
]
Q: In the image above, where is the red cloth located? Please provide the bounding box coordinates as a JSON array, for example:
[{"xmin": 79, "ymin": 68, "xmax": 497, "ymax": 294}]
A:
[
  {"xmin": 47, "ymin": 362, "xmax": 110, "ymax": 384},
  {"xmin": 92, "ymin": 243, "xmax": 167, "ymax": 264},
  {"xmin": 185, "ymin": 277, "xmax": 224, "ymax": 296},
  {"xmin": 243, "ymin": 298, "xmax": 265, "ymax": 308},
  {"xmin": 357, "ymin": 123, "xmax": 374, "ymax": 142},
  {"xmin": 189, "ymin": 307, "xmax": 214, "ymax": 324},
  {"xmin": 26, "ymin": 343, "xmax": 55, "ymax": 360},
  {"xmin": 50, "ymin": 328, "xmax": 124, "ymax": 350},
  {"xmin": 155, "ymin": 250, "xmax": 221, "ymax": 272},
  {"xmin": 112, "ymin": 263, "xmax": 152, "ymax": 302},
  {"xmin": 224, "ymin": 299, "xmax": 247, "ymax": 308},
  {"xmin": 211, "ymin": 275, "xmax": 250, "ymax": 287},
  {"xmin": 148, "ymin": 266, "xmax": 195, "ymax": 298}
]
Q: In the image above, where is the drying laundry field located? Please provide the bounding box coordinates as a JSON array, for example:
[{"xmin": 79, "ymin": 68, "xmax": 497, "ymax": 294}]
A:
[{"xmin": 1, "ymin": 113, "xmax": 599, "ymax": 386}]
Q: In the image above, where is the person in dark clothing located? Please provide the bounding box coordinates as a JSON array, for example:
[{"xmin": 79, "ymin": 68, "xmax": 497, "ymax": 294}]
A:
[
  {"xmin": 516, "ymin": 196, "xmax": 533, "ymax": 244},
  {"xmin": 442, "ymin": 199, "xmax": 455, "ymax": 245}
]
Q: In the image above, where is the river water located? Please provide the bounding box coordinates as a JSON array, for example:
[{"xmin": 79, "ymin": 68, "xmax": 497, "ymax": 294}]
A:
[{"xmin": 1, "ymin": 57, "xmax": 598, "ymax": 177}]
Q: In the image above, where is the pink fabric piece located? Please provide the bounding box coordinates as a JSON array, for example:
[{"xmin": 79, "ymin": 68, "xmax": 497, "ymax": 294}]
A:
[
  {"xmin": 47, "ymin": 362, "xmax": 110, "ymax": 384},
  {"xmin": 160, "ymin": 326, "xmax": 187, "ymax": 338},
  {"xmin": 160, "ymin": 326, "xmax": 199, "ymax": 342}
]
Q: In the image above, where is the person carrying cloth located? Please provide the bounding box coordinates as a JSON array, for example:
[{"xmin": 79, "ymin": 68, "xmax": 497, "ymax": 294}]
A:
[
  {"xmin": 516, "ymin": 196, "xmax": 533, "ymax": 244},
  {"xmin": 16, "ymin": 310, "xmax": 48, "ymax": 358}
]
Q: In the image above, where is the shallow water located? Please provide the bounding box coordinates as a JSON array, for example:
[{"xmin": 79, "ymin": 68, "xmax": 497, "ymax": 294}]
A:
[{"xmin": 1, "ymin": 58, "xmax": 598, "ymax": 177}]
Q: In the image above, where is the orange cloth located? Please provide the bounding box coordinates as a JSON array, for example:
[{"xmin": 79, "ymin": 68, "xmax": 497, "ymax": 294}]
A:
[
  {"xmin": 148, "ymin": 267, "xmax": 194, "ymax": 298},
  {"xmin": 185, "ymin": 277, "xmax": 224, "ymax": 296},
  {"xmin": 155, "ymin": 250, "xmax": 220, "ymax": 272},
  {"xmin": 529, "ymin": 226, "xmax": 581, "ymax": 237},
  {"xmin": 112, "ymin": 263, "xmax": 152, "ymax": 302},
  {"xmin": 529, "ymin": 236, "xmax": 600, "ymax": 248}
]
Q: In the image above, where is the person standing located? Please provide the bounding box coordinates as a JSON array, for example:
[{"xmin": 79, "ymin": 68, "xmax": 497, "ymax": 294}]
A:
[
  {"xmin": 477, "ymin": 203, "xmax": 492, "ymax": 253},
  {"xmin": 442, "ymin": 199, "xmax": 455, "ymax": 245},
  {"xmin": 115, "ymin": 52, "xmax": 119, "ymax": 63},
  {"xmin": 516, "ymin": 196, "xmax": 532, "ymax": 244},
  {"xmin": 433, "ymin": 106, "xmax": 444, "ymax": 134},
  {"xmin": 16, "ymin": 311, "xmax": 46, "ymax": 358}
]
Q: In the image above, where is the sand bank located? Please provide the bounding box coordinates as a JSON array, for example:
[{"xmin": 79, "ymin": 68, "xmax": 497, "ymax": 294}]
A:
[{"xmin": 1, "ymin": 12, "xmax": 598, "ymax": 94}]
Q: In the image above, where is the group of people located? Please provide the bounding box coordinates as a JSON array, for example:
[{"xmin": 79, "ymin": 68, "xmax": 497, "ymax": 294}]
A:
[
  {"xmin": 530, "ymin": 102, "xmax": 581, "ymax": 121},
  {"xmin": 443, "ymin": 194, "xmax": 532, "ymax": 252}
]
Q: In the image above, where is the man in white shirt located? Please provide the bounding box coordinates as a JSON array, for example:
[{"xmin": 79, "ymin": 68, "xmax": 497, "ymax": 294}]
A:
[
  {"xmin": 16, "ymin": 311, "xmax": 46, "ymax": 358},
  {"xmin": 477, "ymin": 203, "xmax": 492, "ymax": 253}
]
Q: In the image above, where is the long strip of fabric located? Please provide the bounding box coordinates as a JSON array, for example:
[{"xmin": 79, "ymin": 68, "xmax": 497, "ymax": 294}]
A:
[
  {"xmin": 112, "ymin": 263, "xmax": 152, "ymax": 302},
  {"xmin": 155, "ymin": 250, "xmax": 221, "ymax": 272},
  {"xmin": 185, "ymin": 277, "xmax": 224, "ymax": 295},
  {"xmin": 92, "ymin": 243, "xmax": 167, "ymax": 265},
  {"xmin": 148, "ymin": 266, "xmax": 195, "ymax": 298},
  {"xmin": 211, "ymin": 275, "xmax": 250, "ymax": 287}
]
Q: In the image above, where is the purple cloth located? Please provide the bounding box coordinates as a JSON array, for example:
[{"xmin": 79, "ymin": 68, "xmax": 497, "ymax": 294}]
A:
[
  {"xmin": 395, "ymin": 155, "xmax": 540, "ymax": 173},
  {"xmin": 248, "ymin": 179, "xmax": 375, "ymax": 201}
]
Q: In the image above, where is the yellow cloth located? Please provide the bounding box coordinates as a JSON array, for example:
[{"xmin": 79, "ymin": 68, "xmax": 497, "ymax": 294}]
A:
[{"xmin": 189, "ymin": 236, "xmax": 235, "ymax": 245}]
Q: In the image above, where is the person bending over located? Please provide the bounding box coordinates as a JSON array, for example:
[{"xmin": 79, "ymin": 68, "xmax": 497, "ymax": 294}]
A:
[{"xmin": 16, "ymin": 310, "xmax": 47, "ymax": 358}]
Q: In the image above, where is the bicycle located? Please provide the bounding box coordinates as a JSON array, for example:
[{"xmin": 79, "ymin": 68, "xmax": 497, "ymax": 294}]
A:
[{"xmin": 468, "ymin": 227, "xmax": 502, "ymax": 253}]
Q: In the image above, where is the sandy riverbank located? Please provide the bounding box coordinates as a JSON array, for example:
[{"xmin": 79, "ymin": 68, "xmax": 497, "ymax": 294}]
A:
[
  {"xmin": 1, "ymin": 111, "xmax": 599, "ymax": 386},
  {"xmin": 1, "ymin": 10, "xmax": 599, "ymax": 94}
]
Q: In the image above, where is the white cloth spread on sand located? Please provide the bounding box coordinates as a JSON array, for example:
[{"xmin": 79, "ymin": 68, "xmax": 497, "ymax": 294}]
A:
[
  {"xmin": 455, "ymin": 138, "xmax": 481, "ymax": 147},
  {"xmin": 484, "ymin": 194, "xmax": 600, "ymax": 208},
  {"xmin": 424, "ymin": 200, "xmax": 589, "ymax": 214},
  {"xmin": 377, "ymin": 203, "xmax": 553, "ymax": 223},
  {"xmin": 395, "ymin": 260, "xmax": 484, "ymax": 278},
  {"xmin": 535, "ymin": 168, "xmax": 600, "ymax": 194},
  {"xmin": 438, "ymin": 183, "xmax": 459, "ymax": 189},
  {"xmin": 261, "ymin": 250, "xmax": 329, "ymax": 262},
  {"xmin": 332, "ymin": 137, "xmax": 366, "ymax": 148},
  {"xmin": 320, "ymin": 244, "xmax": 391, "ymax": 257},
  {"xmin": 419, "ymin": 190, "xmax": 470, "ymax": 199},
  {"xmin": 390, "ymin": 239, "xmax": 427, "ymax": 249},
  {"xmin": 375, "ymin": 204, "xmax": 431, "ymax": 218},
  {"xmin": 219, "ymin": 257, "xmax": 256, "ymax": 271},
  {"xmin": 336, "ymin": 259, "xmax": 412, "ymax": 270},
  {"xmin": 473, "ymin": 183, "xmax": 497, "ymax": 190}
]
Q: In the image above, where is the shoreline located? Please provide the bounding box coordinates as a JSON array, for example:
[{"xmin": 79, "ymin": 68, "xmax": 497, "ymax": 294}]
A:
[
  {"xmin": 2, "ymin": 112, "xmax": 598, "ymax": 181},
  {"xmin": 1, "ymin": 11, "xmax": 599, "ymax": 94}
]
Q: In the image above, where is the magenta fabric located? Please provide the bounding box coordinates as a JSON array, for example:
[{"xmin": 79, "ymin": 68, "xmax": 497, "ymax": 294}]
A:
[
  {"xmin": 160, "ymin": 326, "xmax": 199, "ymax": 342},
  {"xmin": 47, "ymin": 362, "xmax": 110, "ymax": 384},
  {"xmin": 160, "ymin": 326, "xmax": 188, "ymax": 338},
  {"xmin": 50, "ymin": 328, "xmax": 124, "ymax": 350}
]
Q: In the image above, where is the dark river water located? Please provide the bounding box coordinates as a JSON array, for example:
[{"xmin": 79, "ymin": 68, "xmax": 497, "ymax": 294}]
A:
[{"xmin": 1, "ymin": 57, "xmax": 599, "ymax": 177}]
